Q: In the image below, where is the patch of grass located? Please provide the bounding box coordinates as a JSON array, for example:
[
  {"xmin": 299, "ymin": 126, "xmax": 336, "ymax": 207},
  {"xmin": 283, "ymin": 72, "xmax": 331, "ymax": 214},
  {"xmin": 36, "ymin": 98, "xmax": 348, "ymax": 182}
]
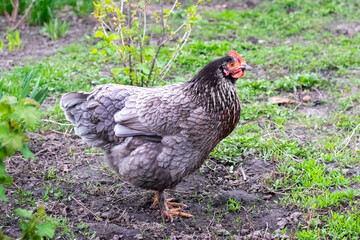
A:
[{"xmin": 40, "ymin": 18, "xmax": 71, "ymax": 41}]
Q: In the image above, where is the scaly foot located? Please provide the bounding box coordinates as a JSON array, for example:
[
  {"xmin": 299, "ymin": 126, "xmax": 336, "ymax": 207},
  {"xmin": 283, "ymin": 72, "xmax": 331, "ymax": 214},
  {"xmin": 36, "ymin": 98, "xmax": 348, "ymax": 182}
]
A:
[{"xmin": 152, "ymin": 190, "xmax": 193, "ymax": 221}]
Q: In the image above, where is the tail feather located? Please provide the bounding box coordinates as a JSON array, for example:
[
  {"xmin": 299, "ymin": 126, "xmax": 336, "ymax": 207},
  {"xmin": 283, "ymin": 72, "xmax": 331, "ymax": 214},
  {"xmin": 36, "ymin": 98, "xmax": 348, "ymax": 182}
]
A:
[
  {"xmin": 60, "ymin": 92, "xmax": 89, "ymax": 123},
  {"xmin": 60, "ymin": 92, "xmax": 109, "ymax": 148},
  {"xmin": 60, "ymin": 86, "xmax": 130, "ymax": 149}
]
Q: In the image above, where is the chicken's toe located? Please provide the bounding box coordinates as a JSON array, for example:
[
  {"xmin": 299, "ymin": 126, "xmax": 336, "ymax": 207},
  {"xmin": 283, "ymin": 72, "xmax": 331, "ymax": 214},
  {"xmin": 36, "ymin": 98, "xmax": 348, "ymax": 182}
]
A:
[{"xmin": 168, "ymin": 208, "xmax": 194, "ymax": 219}]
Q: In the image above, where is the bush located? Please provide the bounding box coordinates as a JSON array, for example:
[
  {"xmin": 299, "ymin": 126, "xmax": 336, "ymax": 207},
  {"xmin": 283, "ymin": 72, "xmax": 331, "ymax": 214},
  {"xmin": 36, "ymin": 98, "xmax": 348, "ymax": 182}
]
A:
[{"xmin": 92, "ymin": 0, "xmax": 204, "ymax": 86}]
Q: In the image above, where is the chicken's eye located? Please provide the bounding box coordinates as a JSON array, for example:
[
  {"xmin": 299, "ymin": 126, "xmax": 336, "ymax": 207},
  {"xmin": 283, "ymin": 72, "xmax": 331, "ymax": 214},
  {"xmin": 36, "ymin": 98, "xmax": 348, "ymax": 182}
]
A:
[{"xmin": 229, "ymin": 62, "xmax": 234, "ymax": 67}]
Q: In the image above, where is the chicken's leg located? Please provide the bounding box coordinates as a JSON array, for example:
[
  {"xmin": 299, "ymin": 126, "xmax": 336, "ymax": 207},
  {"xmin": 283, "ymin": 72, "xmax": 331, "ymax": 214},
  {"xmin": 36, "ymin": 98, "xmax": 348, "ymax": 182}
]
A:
[{"xmin": 152, "ymin": 190, "xmax": 193, "ymax": 220}]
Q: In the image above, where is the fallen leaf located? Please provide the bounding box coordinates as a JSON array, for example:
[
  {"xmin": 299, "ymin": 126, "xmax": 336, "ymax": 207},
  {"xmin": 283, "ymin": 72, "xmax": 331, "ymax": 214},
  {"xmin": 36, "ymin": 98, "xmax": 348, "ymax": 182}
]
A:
[
  {"xmin": 215, "ymin": 4, "xmax": 227, "ymax": 8},
  {"xmin": 271, "ymin": 96, "xmax": 296, "ymax": 104},
  {"xmin": 302, "ymin": 95, "xmax": 312, "ymax": 103},
  {"xmin": 263, "ymin": 195, "xmax": 272, "ymax": 200}
]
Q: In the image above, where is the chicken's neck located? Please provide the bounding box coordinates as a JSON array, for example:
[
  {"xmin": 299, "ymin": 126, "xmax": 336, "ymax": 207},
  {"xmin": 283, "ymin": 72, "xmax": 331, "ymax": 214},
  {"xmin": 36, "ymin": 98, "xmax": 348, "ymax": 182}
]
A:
[{"xmin": 184, "ymin": 68, "xmax": 240, "ymax": 113}]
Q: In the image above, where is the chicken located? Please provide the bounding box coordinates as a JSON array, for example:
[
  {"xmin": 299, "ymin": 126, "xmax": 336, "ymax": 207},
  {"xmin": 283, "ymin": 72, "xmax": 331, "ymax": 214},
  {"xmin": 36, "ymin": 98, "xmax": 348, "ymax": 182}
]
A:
[{"xmin": 60, "ymin": 50, "xmax": 251, "ymax": 220}]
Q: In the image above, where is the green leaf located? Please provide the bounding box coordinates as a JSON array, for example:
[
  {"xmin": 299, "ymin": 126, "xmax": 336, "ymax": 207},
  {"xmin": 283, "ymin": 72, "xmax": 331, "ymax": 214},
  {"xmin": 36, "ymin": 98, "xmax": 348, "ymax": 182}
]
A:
[
  {"xmin": 123, "ymin": 67, "xmax": 130, "ymax": 76},
  {"xmin": 20, "ymin": 71, "xmax": 34, "ymax": 99},
  {"xmin": 0, "ymin": 121, "xmax": 10, "ymax": 138},
  {"xmin": 137, "ymin": 64, "xmax": 150, "ymax": 75},
  {"xmin": 110, "ymin": 68, "xmax": 122, "ymax": 76},
  {"xmin": 37, "ymin": 205, "xmax": 45, "ymax": 217},
  {"xmin": 29, "ymin": 76, "xmax": 41, "ymax": 99},
  {"xmin": 2, "ymin": 133, "xmax": 23, "ymax": 153},
  {"xmin": 91, "ymin": 48, "xmax": 98, "ymax": 54},
  {"xmin": 35, "ymin": 221, "xmax": 57, "ymax": 238},
  {"xmin": 12, "ymin": 105, "xmax": 41, "ymax": 129},
  {"xmin": 20, "ymin": 144, "xmax": 35, "ymax": 160},
  {"xmin": 15, "ymin": 208, "xmax": 33, "ymax": 218},
  {"xmin": 108, "ymin": 33, "xmax": 117, "ymax": 42},
  {"xmin": 33, "ymin": 87, "xmax": 48, "ymax": 105},
  {"xmin": 0, "ymin": 185, "xmax": 8, "ymax": 201},
  {"xmin": 95, "ymin": 31, "xmax": 104, "ymax": 38}
]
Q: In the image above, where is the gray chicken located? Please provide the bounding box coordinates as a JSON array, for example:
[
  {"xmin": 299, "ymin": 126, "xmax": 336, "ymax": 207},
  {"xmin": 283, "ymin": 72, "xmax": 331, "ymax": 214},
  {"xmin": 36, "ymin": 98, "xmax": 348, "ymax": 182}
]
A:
[{"xmin": 60, "ymin": 50, "xmax": 251, "ymax": 220}]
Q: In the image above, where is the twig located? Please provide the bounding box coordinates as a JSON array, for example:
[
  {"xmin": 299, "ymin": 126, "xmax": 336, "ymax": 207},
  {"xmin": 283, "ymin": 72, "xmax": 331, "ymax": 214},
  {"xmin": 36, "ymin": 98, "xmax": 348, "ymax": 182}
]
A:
[
  {"xmin": 292, "ymin": 102, "xmax": 302, "ymax": 111},
  {"xmin": 207, "ymin": 211, "xmax": 216, "ymax": 228},
  {"xmin": 142, "ymin": 0, "xmax": 146, "ymax": 44},
  {"xmin": 160, "ymin": 28, "xmax": 191, "ymax": 80},
  {"xmin": 169, "ymin": 0, "xmax": 178, "ymax": 13},
  {"xmin": 48, "ymin": 129, "xmax": 70, "ymax": 136},
  {"xmin": 2, "ymin": 0, "xmax": 11, "ymax": 22},
  {"xmin": 111, "ymin": 208, "xmax": 127, "ymax": 222},
  {"xmin": 42, "ymin": 119, "xmax": 72, "ymax": 126},
  {"xmin": 336, "ymin": 122, "xmax": 360, "ymax": 156},
  {"xmin": 263, "ymin": 222, "xmax": 269, "ymax": 239},
  {"xmin": 159, "ymin": 20, "xmax": 187, "ymax": 46},
  {"xmin": 73, "ymin": 197, "xmax": 102, "ymax": 220},
  {"xmin": 100, "ymin": 22, "xmax": 109, "ymax": 37},
  {"xmin": 264, "ymin": 186, "xmax": 286, "ymax": 195},
  {"xmin": 147, "ymin": 0, "xmax": 166, "ymax": 83},
  {"xmin": 311, "ymin": 86, "xmax": 323, "ymax": 99},
  {"xmin": 239, "ymin": 166, "xmax": 247, "ymax": 181}
]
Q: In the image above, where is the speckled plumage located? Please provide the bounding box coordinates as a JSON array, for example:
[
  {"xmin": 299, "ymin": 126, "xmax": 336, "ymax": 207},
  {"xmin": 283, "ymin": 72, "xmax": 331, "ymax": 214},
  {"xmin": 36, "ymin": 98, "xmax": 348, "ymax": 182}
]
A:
[{"xmin": 60, "ymin": 54, "xmax": 247, "ymax": 217}]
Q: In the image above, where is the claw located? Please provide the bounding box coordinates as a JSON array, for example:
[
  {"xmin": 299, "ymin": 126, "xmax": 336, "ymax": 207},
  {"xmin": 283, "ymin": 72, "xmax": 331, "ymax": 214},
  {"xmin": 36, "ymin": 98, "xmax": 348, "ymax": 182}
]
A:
[{"xmin": 152, "ymin": 190, "xmax": 193, "ymax": 220}]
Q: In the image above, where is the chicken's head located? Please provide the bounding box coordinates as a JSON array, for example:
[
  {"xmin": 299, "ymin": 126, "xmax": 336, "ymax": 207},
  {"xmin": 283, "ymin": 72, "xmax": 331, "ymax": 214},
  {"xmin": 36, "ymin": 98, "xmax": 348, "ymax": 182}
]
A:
[{"xmin": 223, "ymin": 50, "xmax": 252, "ymax": 79}]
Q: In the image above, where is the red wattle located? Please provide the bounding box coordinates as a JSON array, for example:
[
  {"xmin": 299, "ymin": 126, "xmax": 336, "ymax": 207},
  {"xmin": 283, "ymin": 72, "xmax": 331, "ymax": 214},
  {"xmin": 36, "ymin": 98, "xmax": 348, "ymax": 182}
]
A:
[{"xmin": 232, "ymin": 71, "xmax": 244, "ymax": 78}]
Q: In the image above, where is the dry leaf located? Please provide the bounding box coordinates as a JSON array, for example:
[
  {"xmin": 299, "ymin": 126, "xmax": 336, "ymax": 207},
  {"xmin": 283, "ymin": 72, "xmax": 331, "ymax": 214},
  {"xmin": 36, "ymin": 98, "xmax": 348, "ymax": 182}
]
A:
[
  {"xmin": 302, "ymin": 95, "xmax": 312, "ymax": 103},
  {"xmin": 271, "ymin": 96, "xmax": 296, "ymax": 104},
  {"xmin": 215, "ymin": 4, "xmax": 227, "ymax": 8}
]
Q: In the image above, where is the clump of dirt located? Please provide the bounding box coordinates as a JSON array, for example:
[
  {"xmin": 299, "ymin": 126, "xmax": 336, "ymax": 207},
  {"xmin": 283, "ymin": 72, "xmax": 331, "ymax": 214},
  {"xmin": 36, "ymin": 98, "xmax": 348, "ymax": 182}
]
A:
[
  {"xmin": 0, "ymin": 132, "xmax": 302, "ymax": 239},
  {"xmin": 330, "ymin": 22, "xmax": 360, "ymax": 38}
]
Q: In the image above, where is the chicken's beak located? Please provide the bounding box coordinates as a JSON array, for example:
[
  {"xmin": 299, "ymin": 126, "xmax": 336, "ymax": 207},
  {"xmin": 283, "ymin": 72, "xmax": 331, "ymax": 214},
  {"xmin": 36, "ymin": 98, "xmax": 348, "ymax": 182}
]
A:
[{"xmin": 243, "ymin": 64, "xmax": 252, "ymax": 71}]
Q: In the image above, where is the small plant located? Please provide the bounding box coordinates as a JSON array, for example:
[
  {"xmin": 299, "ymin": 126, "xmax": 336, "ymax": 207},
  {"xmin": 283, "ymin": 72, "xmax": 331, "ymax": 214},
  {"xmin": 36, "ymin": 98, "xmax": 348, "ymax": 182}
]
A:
[
  {"xmin": 15, "ymin": 206, "xmax": 58, "ymax": 239},
  {"xmin": 40, "ymin": 18, "xmax": 71, "ymax": 41},
  {"xmin": 228, "ymin": 198, "xmax": 242, "ymax": 212},
  {"xmin": 0, "ymin": 71, "xmax": 48, "ymax": 201},
  {"xmin": 7, "ymin": 28, "xmax": 22, "ymax": 51}
]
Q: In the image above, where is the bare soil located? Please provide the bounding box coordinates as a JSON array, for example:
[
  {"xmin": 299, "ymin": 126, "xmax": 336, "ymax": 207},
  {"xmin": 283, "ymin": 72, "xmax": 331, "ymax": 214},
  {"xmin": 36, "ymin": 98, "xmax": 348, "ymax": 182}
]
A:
[
  {"xmin": 0, "ymin": 14, "xmax": 96, "ymax": 70},
  {"xmin": 1, "ymin": 131, "xmax": 299, "ymax": 239}
]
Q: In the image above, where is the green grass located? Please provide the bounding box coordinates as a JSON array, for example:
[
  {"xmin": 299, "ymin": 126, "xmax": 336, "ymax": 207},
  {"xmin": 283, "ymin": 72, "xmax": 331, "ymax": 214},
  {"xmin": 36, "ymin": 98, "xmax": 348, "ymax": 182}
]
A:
[{"xmin": 1, "ymin": 0, "xmax": 360, "ymax": 238}]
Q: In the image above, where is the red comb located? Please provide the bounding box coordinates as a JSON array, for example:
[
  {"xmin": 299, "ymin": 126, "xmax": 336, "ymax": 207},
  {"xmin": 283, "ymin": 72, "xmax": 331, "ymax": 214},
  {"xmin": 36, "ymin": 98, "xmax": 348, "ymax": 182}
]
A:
[{"xmin": 229, "ymin": 50, "xmax": 246, "ymax": 64}]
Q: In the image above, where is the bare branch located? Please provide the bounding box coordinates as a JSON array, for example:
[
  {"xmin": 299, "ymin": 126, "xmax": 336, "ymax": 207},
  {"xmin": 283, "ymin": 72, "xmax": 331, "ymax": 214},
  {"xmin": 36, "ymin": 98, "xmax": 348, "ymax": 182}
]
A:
[
  {"xmin": 2, "ymin": 0, "xmax": 11, "ymax": 22},
  {"xmin": 148, "ymin": 0, "xmax": 166, "ymax": 83},
  {"xmin": 10, "ymin": 0, "xmax": 19, "ymax": 26},
  {"xmin": 160, "ymin": 20, "xmax": 186, "ymax": 46},
  {"xmin": 117, "ymin": 1, "xmax": 125, "ymax": 48},
  {"xmin": 169, "ymin": 0, "xmax": 178, "ymax": 13},
  {"xmin": 13, "ymin": 0, "xmax": 36, "ymax": 30},
  {"xmin": 160, "ymin": 28, "xmax": 191, "ymax": 80},
  {"xmin": 142, "ymin": 1, "xmax": 146, "ymax": 44}
]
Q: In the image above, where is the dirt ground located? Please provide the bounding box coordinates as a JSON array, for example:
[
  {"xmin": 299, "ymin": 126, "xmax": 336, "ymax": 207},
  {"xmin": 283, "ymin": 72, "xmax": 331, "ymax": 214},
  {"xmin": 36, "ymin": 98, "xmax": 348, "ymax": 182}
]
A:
[
  {"xmin": 0, "ymin": 14, "xmax": 95, "ymax": 70},
  {"xmin": 1, "ymin": 131, "xmax": 299, "ymax": 239}
]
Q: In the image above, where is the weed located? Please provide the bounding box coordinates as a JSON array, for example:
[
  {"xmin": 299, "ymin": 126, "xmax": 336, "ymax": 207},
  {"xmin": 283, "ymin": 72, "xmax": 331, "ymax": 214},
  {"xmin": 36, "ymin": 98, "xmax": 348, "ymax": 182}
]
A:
[
  {"xmin": 7, "ymin": 28, "xmax": 22, "ymax": 51},
  {"xmin": 228, "ymin": 198, "xmax": 242, "ymax": 212},
  {"xmin": 15, "ymin": 206, "xmax": 58, "ymax": 239},
  {"xmin": 40, "ymin": 18, "xmax": 71, "ymax": 41}
]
